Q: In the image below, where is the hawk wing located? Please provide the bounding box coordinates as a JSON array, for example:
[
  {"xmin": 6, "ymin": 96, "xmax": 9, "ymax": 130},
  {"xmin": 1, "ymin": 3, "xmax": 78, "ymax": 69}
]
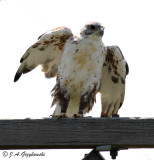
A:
[
  {"xmin": 100, "ymin": 46, "xmax": 129, "ymax": 117},
  {"xmin": 14, "ymin": 27, "xmax": 73, "ymax": 82}
]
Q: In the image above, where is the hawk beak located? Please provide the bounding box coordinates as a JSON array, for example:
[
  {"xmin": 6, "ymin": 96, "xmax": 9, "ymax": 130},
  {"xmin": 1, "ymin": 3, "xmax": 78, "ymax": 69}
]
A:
[{"xmin": 99, "ymin": 27, "xmax": 104, "ymax": 36}]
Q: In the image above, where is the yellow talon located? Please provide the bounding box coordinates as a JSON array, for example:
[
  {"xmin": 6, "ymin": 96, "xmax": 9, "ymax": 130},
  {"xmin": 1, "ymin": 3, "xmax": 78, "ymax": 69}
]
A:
[{"xmin": 51, "ymin": 113, "xmax": 68, "ymax": 119}]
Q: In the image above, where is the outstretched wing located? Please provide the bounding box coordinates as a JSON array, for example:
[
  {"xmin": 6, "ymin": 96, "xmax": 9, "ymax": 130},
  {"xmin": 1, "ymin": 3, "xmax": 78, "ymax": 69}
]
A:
[
  {"xmin": 99, "ymin": 46, "xmax": 129, "ymax": 117},
  {"xmin": 14, "ymin": 27, "xmax": 73, "ymax": 82}
]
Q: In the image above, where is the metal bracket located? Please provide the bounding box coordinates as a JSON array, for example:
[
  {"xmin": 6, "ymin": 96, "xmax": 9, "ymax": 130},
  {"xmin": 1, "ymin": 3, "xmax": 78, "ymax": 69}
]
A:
[
  {"xmin": 82, "ymin": 149, "xmax": 106, "ymax": 160},
  {"xmin": 96, "ymin": 145, "xmax": 128, "ymax": 159}
]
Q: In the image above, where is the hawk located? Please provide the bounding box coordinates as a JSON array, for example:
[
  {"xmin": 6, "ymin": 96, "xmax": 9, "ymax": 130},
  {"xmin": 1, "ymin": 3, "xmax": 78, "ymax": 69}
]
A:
[
  {"xmin": 53, "ymin": 46, "xmax": 129, "ymax": 117},
  {"xmin": 51, "ymin": 22, "xmax": 105, "ymax": 118},
  {"xmin": 14, "ymin": 22, "xmax": 128, "ymax": 117}
]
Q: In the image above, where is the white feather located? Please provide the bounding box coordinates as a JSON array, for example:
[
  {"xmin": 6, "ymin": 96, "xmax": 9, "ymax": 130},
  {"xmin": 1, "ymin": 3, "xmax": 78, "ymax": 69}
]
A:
[
  {"xmin": 14, "ymin": 27, "xmax": 73, "ymax": 82},
  {"xmin": 99, "ymin": 46, "xmax": 128, "ymax": 117},
  {"xmin": 53, "ymin": 32, "xmax": 106, "ymax": 117}
]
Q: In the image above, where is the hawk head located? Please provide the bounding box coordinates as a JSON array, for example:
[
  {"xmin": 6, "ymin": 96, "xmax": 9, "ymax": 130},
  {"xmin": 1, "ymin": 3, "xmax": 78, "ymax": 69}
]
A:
[{"xmin": 80, "ymin": 22, "xmax": 105, "ymax": 37}]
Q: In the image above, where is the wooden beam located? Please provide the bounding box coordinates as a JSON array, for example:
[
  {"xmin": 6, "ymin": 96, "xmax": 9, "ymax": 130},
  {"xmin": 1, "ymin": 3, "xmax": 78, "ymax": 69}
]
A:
[{"xmin": 0, "ymin": 118, "xmax": 154, "ymax": 149}]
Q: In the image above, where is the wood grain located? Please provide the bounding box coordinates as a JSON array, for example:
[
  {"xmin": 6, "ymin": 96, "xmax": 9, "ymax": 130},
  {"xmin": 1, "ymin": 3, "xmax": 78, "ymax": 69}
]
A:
[{"xmin": 0, "ymin": 117, "xmax": 154, "ymax": 149}]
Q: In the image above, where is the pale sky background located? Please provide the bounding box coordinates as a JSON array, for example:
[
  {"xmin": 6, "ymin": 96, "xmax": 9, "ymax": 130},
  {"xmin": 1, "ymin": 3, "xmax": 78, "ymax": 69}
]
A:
[{"xmin": 0, "ymin": 0, "xmax": 154, "ymax": 159}]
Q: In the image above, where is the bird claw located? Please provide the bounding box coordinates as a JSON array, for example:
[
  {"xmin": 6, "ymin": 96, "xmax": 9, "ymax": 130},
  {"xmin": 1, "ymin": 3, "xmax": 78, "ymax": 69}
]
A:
[
  {"xmin": 50, "ymin": 113, "xmax": 68, "ymax": 119},
  {"xmin": 73, "ymin": 114, "xmax": 83, "ymax": 118},
  {"xmin": 112, "ymin": 114, "xmax": 120, "ymax": 117}
]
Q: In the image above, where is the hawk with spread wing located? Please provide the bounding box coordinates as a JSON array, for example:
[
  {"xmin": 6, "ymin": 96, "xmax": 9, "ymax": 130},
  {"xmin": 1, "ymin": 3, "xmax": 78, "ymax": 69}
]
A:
[{"xmin": 14, "ymin": 22, "xmax": 129, "ymax": 117}]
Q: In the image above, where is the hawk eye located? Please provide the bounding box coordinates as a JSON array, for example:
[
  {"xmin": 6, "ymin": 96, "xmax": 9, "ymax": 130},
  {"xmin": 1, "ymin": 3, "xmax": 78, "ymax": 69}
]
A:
[{"xmin": 90, "ymin": 25, "xmax": 96, "ymax": 30}]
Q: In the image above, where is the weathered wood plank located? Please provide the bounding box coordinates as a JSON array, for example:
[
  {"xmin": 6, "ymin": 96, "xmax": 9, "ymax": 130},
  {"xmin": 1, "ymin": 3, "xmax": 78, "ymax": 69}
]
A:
[{"xmin": 0, "ymin": 118, "xmax": 154, "ymax": 149}]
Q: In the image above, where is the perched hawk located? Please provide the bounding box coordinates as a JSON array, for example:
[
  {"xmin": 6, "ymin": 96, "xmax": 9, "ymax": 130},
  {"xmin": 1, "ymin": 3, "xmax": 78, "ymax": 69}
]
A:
[
  {"xmin": 14, "ymin": 22, "xmax": 128, "ymax": 117},
  {"xmin": 51, "ymin": 22, "xmax": 105, "ymax": 118},
  {"xmin": 53, "ymin": 46, "xmax": 129, "ymax": 117}
]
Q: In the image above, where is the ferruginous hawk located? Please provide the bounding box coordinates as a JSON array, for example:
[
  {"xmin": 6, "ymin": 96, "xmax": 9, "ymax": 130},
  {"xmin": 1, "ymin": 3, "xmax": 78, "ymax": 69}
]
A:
[
  {"xmin": 51, "ymin": 22, "xmax": 105, "ymax": 118},
  {"xmin": 53, "ymin": 45, "xmax": 129, "ymax": 117},
  {"xmin": 14, "ymin": 22, "xmax": 128, "ymax": 117}
]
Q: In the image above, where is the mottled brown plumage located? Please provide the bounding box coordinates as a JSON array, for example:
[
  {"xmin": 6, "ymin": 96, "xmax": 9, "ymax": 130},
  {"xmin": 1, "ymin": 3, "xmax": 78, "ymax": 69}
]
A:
[
  {"xmin": 51, "ymin": 22, "xmax": 105, "ymax": 117},
  {"xmin": 100, "ymin": 46, "xmax": 129, "ymax": 117},
  {"xmin": 14, "ymin": 23, "xmax": 128, "ymax": 118},
  {"xmin": 14, "ymin": 27, "xmax": 73, "ymax": 82}
]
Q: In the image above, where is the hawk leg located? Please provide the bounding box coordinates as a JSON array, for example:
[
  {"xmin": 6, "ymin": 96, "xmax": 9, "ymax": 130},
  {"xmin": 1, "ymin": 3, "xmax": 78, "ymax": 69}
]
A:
[
  {"xmin": 51, "ymin": 79, "xmax": 70, "ymax": 118},
  {"xmin": 61, "ymin": 96, "xmax": 70, "ymax": 113},
  {"xmin": 78, "ymin": 92, "xmax": 91, "ymax": 117},
  {"xmin": 54, "ymin": 95, "xmax": 70, "ymax": 118},
  {"xmin": 52, "ymin": 90, "xmax": 70, "ymax": 119},
  {"xmin": 77, "ymin": 85, "xmax": 97, "ymax": 117}
]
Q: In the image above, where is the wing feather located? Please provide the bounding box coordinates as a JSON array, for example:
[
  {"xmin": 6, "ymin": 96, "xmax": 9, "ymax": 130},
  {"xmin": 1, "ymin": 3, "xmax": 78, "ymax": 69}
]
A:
[
  {"xmin": 14, "ymin": 27, "xmax": 73, "ymax": 82},
  {"xmin": 99, "ymin": 46, "xmax": 128, "ymax": 117}
]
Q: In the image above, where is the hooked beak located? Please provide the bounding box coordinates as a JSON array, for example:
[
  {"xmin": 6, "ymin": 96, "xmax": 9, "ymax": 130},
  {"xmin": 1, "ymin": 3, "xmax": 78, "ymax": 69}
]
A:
[{"xmin": 99, "ymin": 26, "xmax": 105, "ymax": 36}]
